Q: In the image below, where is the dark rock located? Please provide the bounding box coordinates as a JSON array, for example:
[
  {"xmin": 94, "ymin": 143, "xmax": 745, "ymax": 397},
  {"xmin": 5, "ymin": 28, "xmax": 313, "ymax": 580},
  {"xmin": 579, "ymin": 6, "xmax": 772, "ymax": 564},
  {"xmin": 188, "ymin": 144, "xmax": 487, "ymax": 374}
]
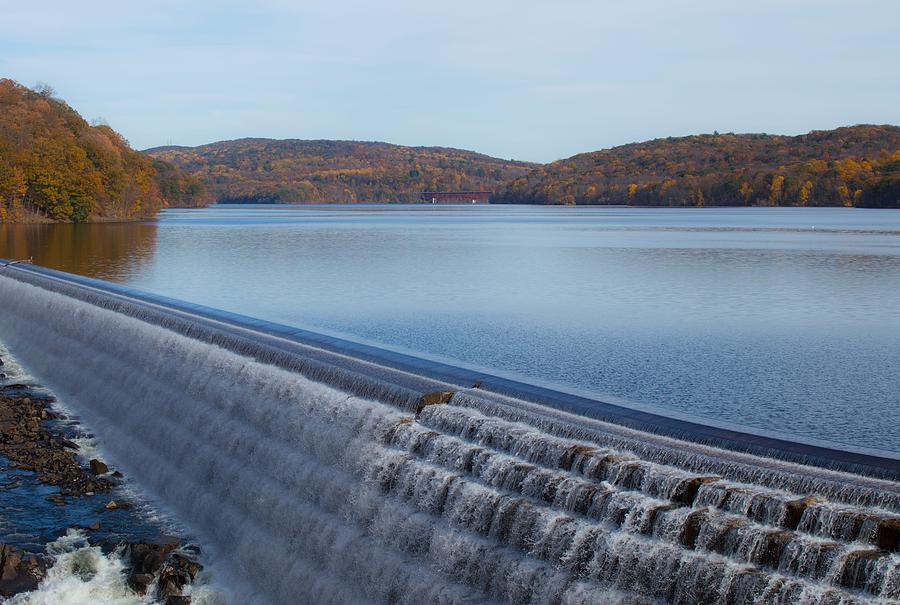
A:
[
  {"xmin": 783, "ymin": 496, "xmax": 819, "ymax": 529},
  {"xmin": 128, "ymin": 542, "xmax": 180, "ymax": 575},
  {"xmin": 167, "ymin": 597, "xmax": 191, "ymax": 605},
  {"xmin": 123, "ymin": 541, "xmax": 201, "ymax": 598},
  {"xmin": 0, "ymin": 393, "xmax": 113, "ymax": 498},
  {"xmin": 669, "ymin": 476, "xmax": 721, "ymax": 506},
  {"xmin": 0, "ymin": 544, "xmax": 47, "ymax": 597},
  {"xmin": 0, "ymin": 545, "xmax": 23, "ymax": 581},
  {"xmin": 127, "ymin": 572, "xmax": 155, "ymax": 595},
  {"xmin": 111, "ymin": 470, "xmax": 123, "ymax": 478},
  {"xmin": 838, "ymin": 549, "xmax": 885, "ymax": 590},
  {"xmin": 90, "ymin": 459, "xmax": 109, "ymax": 475},
  {"xmin": 759, "ymin": 530, "xmax": 794, "ymax": 568},
  {"xmin": 559, "ymin": 444, "xmax": 597, "ymax": 471},
  {"xmin": 874, "ymin": 518, "xmax": 899, "ymax": 552},
  {"xmin": 680, "ymin": 509, "xmax": 707, "ymax": 549}
]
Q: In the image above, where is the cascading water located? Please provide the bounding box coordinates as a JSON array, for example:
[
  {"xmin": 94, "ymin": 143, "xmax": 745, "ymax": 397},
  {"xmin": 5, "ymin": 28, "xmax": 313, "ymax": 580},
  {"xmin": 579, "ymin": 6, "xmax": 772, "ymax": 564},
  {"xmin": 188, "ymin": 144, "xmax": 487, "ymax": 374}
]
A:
[{"xmin": 0, "ymin": 264, "xmax": 897, "ymax": 604}]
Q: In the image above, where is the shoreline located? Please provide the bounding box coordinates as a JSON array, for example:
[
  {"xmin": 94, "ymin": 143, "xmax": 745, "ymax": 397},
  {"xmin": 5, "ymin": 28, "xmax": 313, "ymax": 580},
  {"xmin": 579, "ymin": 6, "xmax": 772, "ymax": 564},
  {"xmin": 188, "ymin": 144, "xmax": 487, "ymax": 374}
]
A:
[{"xmin": 2, "ymin": 202, "xmax": 899, "ymax": 225}]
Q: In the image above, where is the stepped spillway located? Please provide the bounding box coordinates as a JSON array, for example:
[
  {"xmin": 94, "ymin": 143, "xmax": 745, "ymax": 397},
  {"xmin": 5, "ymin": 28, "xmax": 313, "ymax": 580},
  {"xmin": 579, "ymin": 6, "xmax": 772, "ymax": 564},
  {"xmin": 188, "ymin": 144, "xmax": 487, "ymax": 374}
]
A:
[{"xmin": 0, "ymin": 263, "xmax": 897, "ymax": 604}]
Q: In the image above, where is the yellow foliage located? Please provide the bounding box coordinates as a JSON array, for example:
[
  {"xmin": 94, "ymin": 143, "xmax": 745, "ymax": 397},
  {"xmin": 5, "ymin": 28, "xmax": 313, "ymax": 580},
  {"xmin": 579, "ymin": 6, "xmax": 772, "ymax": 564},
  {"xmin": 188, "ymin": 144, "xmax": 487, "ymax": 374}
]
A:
[
  {"xmin": 798, "ymin": 181, "xmax": 813, "ymax": 206},
  {"xmin": 768, "ymin": 175, "xmax": 785, "ymax": 205}
]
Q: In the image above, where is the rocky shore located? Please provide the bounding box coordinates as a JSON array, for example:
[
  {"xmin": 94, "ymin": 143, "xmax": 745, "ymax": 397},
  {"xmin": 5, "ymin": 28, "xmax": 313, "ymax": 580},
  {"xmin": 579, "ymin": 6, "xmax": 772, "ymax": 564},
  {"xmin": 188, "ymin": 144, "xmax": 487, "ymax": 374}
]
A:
[{"xmin": 0, "ymin": 372, "xmax": 205, "ymax": 603}]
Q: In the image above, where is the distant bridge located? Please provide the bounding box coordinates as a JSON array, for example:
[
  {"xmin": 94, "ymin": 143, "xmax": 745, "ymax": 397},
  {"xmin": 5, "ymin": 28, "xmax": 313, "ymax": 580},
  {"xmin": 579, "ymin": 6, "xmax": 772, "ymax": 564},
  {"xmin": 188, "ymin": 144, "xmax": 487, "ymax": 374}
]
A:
[{"xmin": 421, "ymin": 191, "xmax": 491, "ymax": 204}]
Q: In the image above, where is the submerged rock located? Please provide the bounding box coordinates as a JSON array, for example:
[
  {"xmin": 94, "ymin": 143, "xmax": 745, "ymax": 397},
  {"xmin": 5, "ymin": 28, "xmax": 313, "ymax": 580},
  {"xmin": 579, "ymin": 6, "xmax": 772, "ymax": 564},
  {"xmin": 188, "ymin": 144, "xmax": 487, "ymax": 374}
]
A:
[{"xmin": 103, "ymin": 500, "xmax": 132, "ymax": 511}]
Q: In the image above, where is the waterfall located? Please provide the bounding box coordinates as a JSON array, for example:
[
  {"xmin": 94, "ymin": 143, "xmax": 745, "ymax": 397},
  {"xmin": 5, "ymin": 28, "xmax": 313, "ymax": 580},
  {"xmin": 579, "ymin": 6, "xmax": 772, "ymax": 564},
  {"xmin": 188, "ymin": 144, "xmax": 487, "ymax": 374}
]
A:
[{"xmin": 0, "ymin": 265, "xmax": 897, "ymax": 604}]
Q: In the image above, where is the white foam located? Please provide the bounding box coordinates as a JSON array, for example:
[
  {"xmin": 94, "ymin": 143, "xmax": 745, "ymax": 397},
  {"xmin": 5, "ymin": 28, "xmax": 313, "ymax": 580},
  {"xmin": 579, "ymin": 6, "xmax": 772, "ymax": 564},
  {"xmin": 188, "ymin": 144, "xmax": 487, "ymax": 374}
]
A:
[{"xmin": 7, "ymin": 530, "xmax": 151, "ymax": 605}]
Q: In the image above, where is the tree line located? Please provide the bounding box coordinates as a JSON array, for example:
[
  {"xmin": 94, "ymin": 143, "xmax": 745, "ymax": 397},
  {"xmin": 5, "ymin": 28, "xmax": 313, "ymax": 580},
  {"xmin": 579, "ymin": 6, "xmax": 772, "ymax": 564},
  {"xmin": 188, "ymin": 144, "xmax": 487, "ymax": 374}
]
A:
[
  {"xmin": 0, "ymin": 79, "xmax": 209, "ymax": 223},
  {"xmin": 147, "ymin": 139, "xmax": 534, "ymax": 205},
  {"xmin": 495, "ymin": 126, "xmax": 900, "ymax": 208}
]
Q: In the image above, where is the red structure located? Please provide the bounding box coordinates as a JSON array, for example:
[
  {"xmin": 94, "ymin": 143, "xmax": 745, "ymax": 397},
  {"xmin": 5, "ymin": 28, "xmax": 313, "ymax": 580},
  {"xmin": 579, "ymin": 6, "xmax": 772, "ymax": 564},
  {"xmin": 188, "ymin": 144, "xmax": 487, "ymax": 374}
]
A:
[{"xmin": 421, "ymin": 191, "xmax": 492, "ymax": 204}]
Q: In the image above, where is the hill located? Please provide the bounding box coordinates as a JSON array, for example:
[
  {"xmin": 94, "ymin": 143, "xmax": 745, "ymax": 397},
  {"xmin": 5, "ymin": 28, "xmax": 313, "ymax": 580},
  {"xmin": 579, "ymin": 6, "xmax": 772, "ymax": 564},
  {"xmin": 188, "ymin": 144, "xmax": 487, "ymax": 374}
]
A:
[
  {"xmin": 145, "ymin": 139, "xmax": 535, "ymax": 204},
  {"xmin": 496, "ymin": 126, "xmax": 900, "ymax": 208},
  {"xmin": 0, "ymin": 79, "xmax": 210, "ymax": 223}
]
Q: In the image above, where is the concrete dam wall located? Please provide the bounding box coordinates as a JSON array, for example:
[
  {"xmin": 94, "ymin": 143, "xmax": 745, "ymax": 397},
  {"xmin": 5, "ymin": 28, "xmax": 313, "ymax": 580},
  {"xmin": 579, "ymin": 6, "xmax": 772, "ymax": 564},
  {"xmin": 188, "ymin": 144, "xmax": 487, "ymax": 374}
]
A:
[{"xmin": 0, "ymin": 263, "xmax": 897, "ymax": 604}]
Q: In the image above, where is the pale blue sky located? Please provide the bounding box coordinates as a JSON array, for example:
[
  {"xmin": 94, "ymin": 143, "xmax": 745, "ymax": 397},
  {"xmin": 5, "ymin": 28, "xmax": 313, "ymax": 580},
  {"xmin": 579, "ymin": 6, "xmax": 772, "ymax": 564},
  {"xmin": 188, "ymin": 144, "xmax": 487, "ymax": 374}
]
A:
[{"xmin": 2, "ymin": 0, "xmax": 898, "ymax": 162}]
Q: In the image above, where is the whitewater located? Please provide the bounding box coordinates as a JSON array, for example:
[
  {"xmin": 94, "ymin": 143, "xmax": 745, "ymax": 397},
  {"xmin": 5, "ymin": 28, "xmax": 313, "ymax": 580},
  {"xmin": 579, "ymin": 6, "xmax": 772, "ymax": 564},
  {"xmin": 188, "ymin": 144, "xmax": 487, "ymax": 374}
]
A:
[{"xmin": 0, "ymin": 263, "xmax": 897, "ymax": 604}]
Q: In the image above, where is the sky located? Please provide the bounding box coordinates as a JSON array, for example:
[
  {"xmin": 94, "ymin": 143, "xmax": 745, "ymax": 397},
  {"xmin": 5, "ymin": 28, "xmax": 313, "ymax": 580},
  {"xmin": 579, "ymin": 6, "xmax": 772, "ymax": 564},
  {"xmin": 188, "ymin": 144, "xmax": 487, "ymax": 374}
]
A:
[{"xmin": 1, "ymin": 0, "xmax": 898, "ymax": 163}]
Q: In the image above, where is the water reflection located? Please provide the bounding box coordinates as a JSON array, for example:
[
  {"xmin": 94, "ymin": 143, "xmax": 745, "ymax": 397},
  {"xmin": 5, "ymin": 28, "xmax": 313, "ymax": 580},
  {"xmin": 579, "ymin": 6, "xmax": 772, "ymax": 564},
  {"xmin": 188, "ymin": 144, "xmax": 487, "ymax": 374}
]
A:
[{"xmin": 0, "ymin": 222, "xmax": 157, "ymax": 281}]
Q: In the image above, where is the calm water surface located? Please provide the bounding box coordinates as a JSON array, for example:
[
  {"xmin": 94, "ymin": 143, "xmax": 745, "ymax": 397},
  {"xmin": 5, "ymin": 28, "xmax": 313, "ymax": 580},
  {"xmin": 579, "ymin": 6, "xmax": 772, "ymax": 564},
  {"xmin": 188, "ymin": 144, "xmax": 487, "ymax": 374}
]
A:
[{"xmin": 2, "ymin": 205, "xmax": 899, "ymax": 453}]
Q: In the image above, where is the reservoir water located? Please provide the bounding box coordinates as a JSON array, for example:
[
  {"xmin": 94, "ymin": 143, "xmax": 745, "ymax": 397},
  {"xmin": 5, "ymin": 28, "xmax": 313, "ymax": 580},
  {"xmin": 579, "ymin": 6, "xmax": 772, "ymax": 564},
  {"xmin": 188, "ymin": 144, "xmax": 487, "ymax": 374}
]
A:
[{"xmin": 2, "ymin": 205, "xmax": 898, "ymax": 454}]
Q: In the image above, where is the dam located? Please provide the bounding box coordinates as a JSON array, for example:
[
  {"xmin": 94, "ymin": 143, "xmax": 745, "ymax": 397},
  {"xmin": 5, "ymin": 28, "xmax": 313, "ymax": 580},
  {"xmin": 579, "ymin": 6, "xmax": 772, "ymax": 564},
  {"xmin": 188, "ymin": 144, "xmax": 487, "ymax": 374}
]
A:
[{"xmin": 0, "ymin": 262, "xmax": 898, "ymax": 604}]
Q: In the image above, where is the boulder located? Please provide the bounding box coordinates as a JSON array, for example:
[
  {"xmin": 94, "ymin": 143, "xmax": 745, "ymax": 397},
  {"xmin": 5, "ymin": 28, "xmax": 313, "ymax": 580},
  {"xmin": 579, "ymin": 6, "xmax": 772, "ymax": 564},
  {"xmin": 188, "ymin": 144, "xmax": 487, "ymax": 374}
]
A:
[
  {"xmin": 0, "ymin": 545, "xmax": 46, "ymax": 597},
  {"xmin": 0, "ymin": 545, "xmax": 22, "ymax": 581},
  {"xmin": 89, "ymin": 459, "xmax": 109, "ymax": 475}
]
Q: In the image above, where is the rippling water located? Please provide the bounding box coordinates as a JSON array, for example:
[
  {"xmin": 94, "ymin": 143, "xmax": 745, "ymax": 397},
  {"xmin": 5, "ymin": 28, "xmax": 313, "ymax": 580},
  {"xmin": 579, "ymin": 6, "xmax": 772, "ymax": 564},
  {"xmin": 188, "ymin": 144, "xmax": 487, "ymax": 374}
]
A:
[{"xmin": 2, "ymin": 205, "xmax": 898, "ymax": 452}]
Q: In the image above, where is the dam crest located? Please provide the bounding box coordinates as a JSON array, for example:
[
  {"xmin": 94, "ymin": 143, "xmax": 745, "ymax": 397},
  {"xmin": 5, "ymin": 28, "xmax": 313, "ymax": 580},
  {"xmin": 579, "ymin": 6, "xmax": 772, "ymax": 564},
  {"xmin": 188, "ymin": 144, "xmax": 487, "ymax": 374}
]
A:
[{"xmin": 0, "ymin": 263, "xmax": 897, "ymax": 604}]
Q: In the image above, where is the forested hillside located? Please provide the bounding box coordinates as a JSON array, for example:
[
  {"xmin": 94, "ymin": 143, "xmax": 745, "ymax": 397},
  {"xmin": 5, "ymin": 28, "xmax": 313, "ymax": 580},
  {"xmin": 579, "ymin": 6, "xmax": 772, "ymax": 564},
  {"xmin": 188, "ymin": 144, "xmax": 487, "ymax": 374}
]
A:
[
  {"xmin": 3, "ymin": 75, "xmax": 897, "ymax": 220},
  {"xmin": 0, "ymin": 79, "xmax": 209, "ymax": 223},
  {"xmin": 496, "ymin": 126, "xmax": 900, "ymax": 208},
  {"xmin": 146, "ymin": 139, "xmax": 535, "ymax": 203}
]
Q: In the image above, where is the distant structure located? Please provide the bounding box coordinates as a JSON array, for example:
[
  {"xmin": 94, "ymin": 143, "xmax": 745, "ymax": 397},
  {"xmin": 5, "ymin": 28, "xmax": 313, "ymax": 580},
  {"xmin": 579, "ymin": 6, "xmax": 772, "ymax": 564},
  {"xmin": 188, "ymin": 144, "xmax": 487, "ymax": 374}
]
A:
[{"xmin": 421, "ymin": 191, "xmax": 491, "ymax": 204}]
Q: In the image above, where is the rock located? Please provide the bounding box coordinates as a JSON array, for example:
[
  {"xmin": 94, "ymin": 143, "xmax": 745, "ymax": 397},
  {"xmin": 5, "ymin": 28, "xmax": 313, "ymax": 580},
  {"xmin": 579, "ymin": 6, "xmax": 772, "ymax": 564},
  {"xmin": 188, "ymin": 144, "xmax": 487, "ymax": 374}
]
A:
[
  {"xmin": 838, "ymin": 549, "xmax": 885, "ymax": 590},
  {"xmin": 680, "ymin": 509, "xmax": 708, "ymax": 549},
  {"xmin": 669, "ymin": 476, "xmax": 721, "ymax": 506},
  {"xmin": 127, "ymin": 572, "xmax": 155, "ymax": 595},
  {"xmin": 0, "ymin": 545, "xmax": 23, "ymax": 581},
  {"xmin": 414, "ymin": 391, "xmax": 455, "ymax": 415},
  {"xmin": 759, "ymin": 530, "xmax": 793, "ymax": 568},
  {"xmin": 783, "ymin": 496, "xmax": 820, "ymax": 529},
  {"xmin": 128, "ymin": 542, "xmax": 180, "ymax": 575},
  {"xmin": 0, "ymin": 393, "xmax": 113, "ymax": 498},
  {"xmin": 111, "ymin": 470, "xmax": 123, "ymax": 478},
  {"xmin": 559, "ymin": 445, "xmax": 597, "ymax": 471},
  {"xmin": 104, "ymin": 500, "xmax": 132, "ymax": 511},
  {"xmin": 90, "ymin": 459, "xmax": 109, "ymax": 475},
  {"xmin": 874, "ymin": 518, "xmax": 899, "ymax": 552},
  {"xmin": 0, "ymin": 544, "xmax": 47, "ymax": 597},
  {"xmin": 167, "ymin": 597, "xmax": 191, "ymax": 605},
  {"xmin": 123, "ymin": 541, "xmax": 196, "ymax": 597}
]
